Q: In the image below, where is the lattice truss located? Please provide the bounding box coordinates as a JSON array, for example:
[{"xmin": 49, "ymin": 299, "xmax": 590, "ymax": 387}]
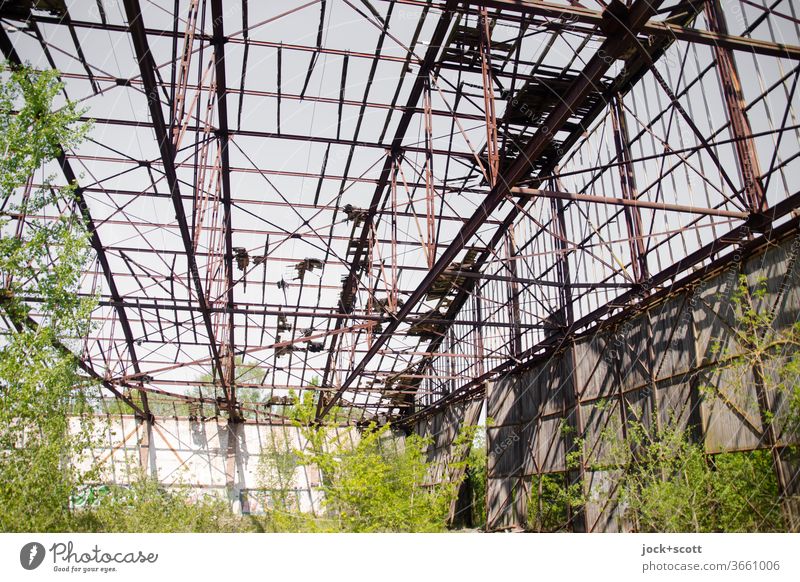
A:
[{"xmin": 0, "ymin": 0, "xmax": 798, "ymax": 425}]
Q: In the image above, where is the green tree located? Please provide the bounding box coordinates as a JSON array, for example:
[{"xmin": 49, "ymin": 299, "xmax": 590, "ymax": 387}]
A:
[
  {"xmin": 0, "ymin": 62, "xmax": 95, "ymax": 531},
  {"xmin": 300, "ymin": 423, "xmax": 455, "ymax": 532},
  {"xmin": 285, "ymin": 393, "xmax": 470, "ymax": 532}
]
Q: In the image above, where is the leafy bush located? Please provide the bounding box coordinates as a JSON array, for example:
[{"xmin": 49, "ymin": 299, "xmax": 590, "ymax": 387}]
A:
[
  {"xmin": 75, "ymin": 478, "xmax": 249, "ymax": 533},
  {"xmin": 464, "ymin": 435, "xmax": 487, "ymax": 527},
  {"xmin": 298, "ymin": 416, "xmax": 462, "ymax": 531},
  {"xmin": 607, "ymin": 421, "xmax": 785, "ymax": 532}
]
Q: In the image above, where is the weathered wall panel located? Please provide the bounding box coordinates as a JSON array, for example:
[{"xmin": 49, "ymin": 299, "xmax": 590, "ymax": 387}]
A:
[{"xmin": 487, "ymin": 234, "xmax": 800, "ymax": 531}]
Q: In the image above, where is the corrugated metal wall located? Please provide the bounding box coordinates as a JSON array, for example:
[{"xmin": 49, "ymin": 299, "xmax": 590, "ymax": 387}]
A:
[{"xmin": 487, "ymin": 233, "xmax": 800, "ymax": 531}]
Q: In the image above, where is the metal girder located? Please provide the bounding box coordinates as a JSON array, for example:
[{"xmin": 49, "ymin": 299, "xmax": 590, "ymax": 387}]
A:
[
  {"xmin": 121, "ymin": 0, "xmax": 229, "ymax": 399},
  {"xmin": 401, "ymin": 187, "xmax": 800, "ymax": 426},
  {"xmin": 511, "ymin": 187, "xmax": 748, "ymax": 219},
  {"xmin": 28, "ymin": 2, "xmax": 799, "ymax": 62},
  {"xmin": 314, "ymin": 0, "xmax": 458, "ymax": 419},
  {"xmin": 71, "ymin": 114, "xmax": 480, "ymax": 161},
  {"xmin": 317, "ymin": 0, "xmax": 667, "ymax": 419},
  {"xmin": 210, "ymin": 0, "xmax": 240, "ymax": 421},
  {"xmin": 393, "ymin": 0, "xmax": 711, "ymax": 417},
  {"xmin": 456, "ymin": 0, "xmax": 800, "ymax": 60},
  {"xmin": 3, "ymin": 0, "xmax": 797, "ymax": 431}
]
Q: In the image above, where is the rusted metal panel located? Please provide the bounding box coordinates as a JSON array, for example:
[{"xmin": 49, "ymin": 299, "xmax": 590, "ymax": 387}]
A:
[
  {"xmin": 574, "ymin": 333, "xmax": 617, "ymax": 401},
  {"xmin": 487, "ymin": 425, "xmax": 525, "ymax": 477},
  {"xmin": 655, "ymin": 378, "xmax": 696, "ymax": 433},
  {"xmin": 535, "ymin": 417, "xmax": 566, "ymax": 474},
  {"xmin": 584, "ymin": 469, "xmax": 629, "ymax": 533},
  {"xmin": 649, "ymin": 293, "xmax": 694, "ymax": 381},
  {"xmin": 486, "ymin": 476, "xmax": 527, "ymax": 531},
  {"xmin": 582, "ymin": 400, "xmax": 623, "ymax": 468},
  {"xmin": 700, "ymin": 366, "xmax": 763, "ymax": 453}
]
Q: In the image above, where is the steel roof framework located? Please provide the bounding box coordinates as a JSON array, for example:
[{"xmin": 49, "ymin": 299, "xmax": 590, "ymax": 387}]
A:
[{"xmin": 0, "ymin": 0, "xmax": 798, "ymax": 426}]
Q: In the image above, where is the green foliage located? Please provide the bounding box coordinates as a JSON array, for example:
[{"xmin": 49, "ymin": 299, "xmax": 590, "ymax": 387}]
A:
[
  {"xmin": 527, "ymin": 429, "xmax": 585, "ymax": 532},
  {"xmin": 706, "ymin": 275, "xmax": 800, "ymax": 435},
  {"xmin": 0, "ymin": 63, "xmax": 473, "ymax": 534},
  {"xmin": 528, "ymin": 473, "xmax": 571, "ymax": 532},
  {"xmin": 298, "ymin": 422, "xmax": 454, "ymax": 532},
  {"xmin": 0, "ymin": 63, "xmax": 89, "ymax": 198},
  {"xmin": 611, "ymin": 421, "xmax": 785, "ymax": 532},
  {"xmin": 248, "ymin": 428, "xmax": 316, "ymax": 532},
  {"xmin": 0, "ymin": 63, "xmax": 97, "ymax": 532},
  {"xmin": 533, "ymin": 274, "xmax": 796, "ymax": 533},
  {"xmin": 75, "ymin": 477, "xmax": 249, "ymax": 533},
  {"xmin": 464, "ymin": 430, "xmax": 487, "ymax": 527}
]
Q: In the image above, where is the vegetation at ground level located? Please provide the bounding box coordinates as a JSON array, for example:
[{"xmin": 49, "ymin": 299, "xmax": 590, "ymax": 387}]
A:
[{"xmin": 526, "ymin": 276, "xmax": 800, "ymax": 533}]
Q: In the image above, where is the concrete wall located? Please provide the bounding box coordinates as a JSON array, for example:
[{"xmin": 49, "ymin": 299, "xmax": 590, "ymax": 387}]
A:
[{"xmin": 76, "ymin": 416, "xmax": 356, "ymax": 514}]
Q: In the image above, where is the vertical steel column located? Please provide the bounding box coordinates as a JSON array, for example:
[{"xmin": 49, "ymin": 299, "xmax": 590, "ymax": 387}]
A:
[
  {"xmin": 474, "ymin": 285, "xmax": 486, "ymax": 380},
  {"xmin": 479, "ymin": 7, "xmax": 499, "ymax": 186},
  {"xmin": 390, "ymin": 158, "xmax": 399, "ymax": 313},
  {"xmin": 748, "ymin": 286, "xmax": 797, "ymax": 528},
  {"xmin": 210, "ymin": 0, "xmax": 238, "ymax": 419},
  {"xmin": 122, "ymin": 0, "xmax": 229, "ymax": 407},
  {"xmin": 611, "ymin": 94, "xmax": 660, "ymax": 438},
  {"xmin": 550, "ymin": 186, "xmax": 587, "ymax": 532},
  {"xmin": 708, "ymin": 0, "xmax": 787, "ymax": 526},
  {"xmin": 610, "ymin": 94, "xmax": 648, "ymax": 284},
  {"xmin": 423, "ymin": 79, "xmax": 436, "ymax": 269},
  {"xmin": 367, "ymin": 225, "xmax": 375, "ymax": 349},
  {"xmin": 504, "ymin": 226, "xmax": 523, "ymax": 359}
]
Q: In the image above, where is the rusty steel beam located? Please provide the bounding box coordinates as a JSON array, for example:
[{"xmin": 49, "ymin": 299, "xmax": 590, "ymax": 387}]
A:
[
  {"xmin": 210, "ymin": 0, "xmax": 240, "ymax": 421},
  {"xmin": 318, "ymin": 0, "xmax": 667, "ymax": 419},
  {"xmin": 704, "ymin": 0, "xmax": 769, "ymax": 216},
  {"xmin": 512, "ymin": 187, "xmax": 749, "ymax": 219},
  {"xmin": 24, "ymin": 2, "xmax": 800, "ymax": 61},
  {"xmin": 53, "ymin": 74, "xmax": 480, "ymax": 122},
  {"xmin": 392, "ymin": 0, "xmax": 712, "ymax": 416},
  {"xmin": 402, "ymin": 187, "xmax": 800, "ymax": 426},
  {"xmin": 610, "ymin": 94, "xmax": 649, "ymax": 283},
  {"xmin": 455, "ymin": 0, "xmax": 800, "ymax": 60},
  {"xmin": 314, "ymin": 0, "xmax": 458, "ymax": 419},
  {"xmin": 78, "ymin": 115, "xmax": 479, "ymax": 161},
  {"xmin": 91, "ymin": 299, "xmax": 548, "ymax": 329},
  {"xmin": 121, "ymin": 0, "xmax": 229, "ymax": 395}
]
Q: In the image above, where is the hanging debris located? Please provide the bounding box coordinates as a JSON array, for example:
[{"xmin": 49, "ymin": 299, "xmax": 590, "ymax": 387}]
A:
[
  {"xmin": 375, "ymin": 296, "xmax": 405, "ymax": 315},
  {"xmin": 426, "ymin": 249, "xmax": 479, "ymax": 300},
  {"xmin": 1, "ymin": 0, "xmax": 67, "ymax": 18},
  {"xmin": 294, "ymin": 257, "xmax": 324, "ymax": 281},
  {"xmin": 275, "ymin": 344, "xmax": 294, "ymax": 358},
  {"xmin": 233, "ymin": 247, "xmax": 249, "ymax": 271},
  {"xmin": 408, "ymin": 309, "xmax": 447, "ymax": 339},
  {"xmin": 276, "ymin": 313, "xmax": 291, "ymax": 333},
  {"xmin": 343, "ymin": 203, "xmax": 366, "ymax": 226},
  {"xmin": 265, "ymin": 395, "xmax": 293, "ymax": 406}
]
